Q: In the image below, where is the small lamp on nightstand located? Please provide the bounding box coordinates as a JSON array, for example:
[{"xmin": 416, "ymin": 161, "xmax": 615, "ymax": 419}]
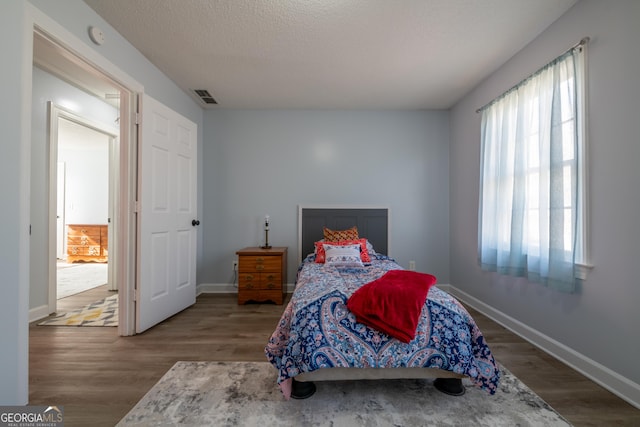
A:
[{"xmin": 261, "ymin": 214, "xmax": 272, "ymax": 249}]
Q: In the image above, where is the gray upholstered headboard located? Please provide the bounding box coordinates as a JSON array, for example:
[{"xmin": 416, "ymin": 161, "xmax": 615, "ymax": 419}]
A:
[{"xmin": 298, "ymin": 206, "xmax": 389, "ymax": 262}]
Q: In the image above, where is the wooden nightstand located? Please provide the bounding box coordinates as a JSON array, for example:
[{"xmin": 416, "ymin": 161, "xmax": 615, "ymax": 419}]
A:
[{"xmin": 236, "ymin": 247, "xmax": 287, "ymax": 305}]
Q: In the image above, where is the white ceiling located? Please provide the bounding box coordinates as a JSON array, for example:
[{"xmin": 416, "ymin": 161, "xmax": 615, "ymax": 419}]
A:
[{"xmin": 83, "ymin": 0, "xmax": 577, "ymax": 110}]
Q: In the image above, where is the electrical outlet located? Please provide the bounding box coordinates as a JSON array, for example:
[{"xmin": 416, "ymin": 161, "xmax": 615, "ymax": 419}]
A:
[
  {"xmin": 408, "ymin": 260, "xmax": 416, "ymax": 271},
  {"xmin": 232, "ymin": 260, "xmax": 238, "ymax": 270}
]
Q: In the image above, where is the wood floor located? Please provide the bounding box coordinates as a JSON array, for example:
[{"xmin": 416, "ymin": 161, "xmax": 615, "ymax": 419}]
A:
[{"xmin": 30, "ymin": 285, "xmax": 640, "ymax": 426}]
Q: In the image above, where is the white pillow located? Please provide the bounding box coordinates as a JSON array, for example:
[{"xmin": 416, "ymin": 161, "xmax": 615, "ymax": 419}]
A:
[
  {"xmin": 315, "ymin": 238, "xmax": 377, "ymax": 255},
  {"xmin": 323, "ymin": 244, "xmax": 364, "ymax": 267}
]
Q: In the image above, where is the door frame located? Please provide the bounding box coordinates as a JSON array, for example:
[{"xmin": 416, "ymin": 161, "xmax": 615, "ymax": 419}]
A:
[
  {"xmin": 56, "ymin": 161, "xmax": 65, "ymax": 259},
  {"xmin": 30, "ymin": 5, "xmax": 143, "ymax": 336},
  {"xmin": 47, "ymin": 103, "xmax": 118, "ymax": 311}
]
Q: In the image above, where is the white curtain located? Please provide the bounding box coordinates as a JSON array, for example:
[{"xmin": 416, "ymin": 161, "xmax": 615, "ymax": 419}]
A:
[{"xmin": 478, "ymin": 48, "xmax": 583, "ymax": 292}]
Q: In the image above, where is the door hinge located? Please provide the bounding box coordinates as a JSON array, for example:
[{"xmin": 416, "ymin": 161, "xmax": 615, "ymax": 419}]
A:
[
  {"xmin": 134, "ymin": 112, "xmax": 140, "ymax": 125},
  {"xmin": 132, "ymin": 288, "xmax": 137, "ymax": 302},
  {"xmin": 134, "ymin": 200, "xmax": 140, "ymax": 213}
]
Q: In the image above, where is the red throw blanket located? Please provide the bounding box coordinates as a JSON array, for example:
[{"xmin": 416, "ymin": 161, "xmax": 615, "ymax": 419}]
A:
[{"xmin": 346, "ymin": 270, "xmax": 436, "ymax": 343}]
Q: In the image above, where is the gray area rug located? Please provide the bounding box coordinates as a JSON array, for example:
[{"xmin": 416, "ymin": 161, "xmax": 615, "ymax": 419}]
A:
[{"xmin": 118, "ymin": 361, "xmax": 571, "ymax": 426}]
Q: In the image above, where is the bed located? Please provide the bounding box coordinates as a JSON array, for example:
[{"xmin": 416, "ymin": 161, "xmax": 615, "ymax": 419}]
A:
[{"xmin": 265, "ymin": 206, "xmax": 500, "ymax": 399}]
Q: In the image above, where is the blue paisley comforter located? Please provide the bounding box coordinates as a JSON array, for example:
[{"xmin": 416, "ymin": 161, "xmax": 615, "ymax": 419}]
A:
[{"xmin": 265, "ymin": 254, "xmax": 500, "ymax": 395}]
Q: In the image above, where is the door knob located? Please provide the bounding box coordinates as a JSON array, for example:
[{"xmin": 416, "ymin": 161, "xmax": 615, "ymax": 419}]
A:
[{"xmin": 192, "ymin": 219, "xmax": 200, "ymax": 226}]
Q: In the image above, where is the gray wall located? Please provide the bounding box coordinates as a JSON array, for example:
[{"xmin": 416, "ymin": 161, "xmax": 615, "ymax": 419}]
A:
[
  {"xmin": 0, "ymin": 0, "xmax": 30, "ymax": 406},
  {"xmin": 201, "ymin": 110, "xmax": 450, "ymax": 284},
  {"xmin": 450, "ymin": 0, "xmax": 640, "ymax": 387}
]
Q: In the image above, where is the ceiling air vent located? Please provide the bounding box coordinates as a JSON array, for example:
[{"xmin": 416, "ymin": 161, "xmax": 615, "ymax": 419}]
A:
[{"xmin": 192, "ymin": 89, "xmax": 218, "ymax": 106}]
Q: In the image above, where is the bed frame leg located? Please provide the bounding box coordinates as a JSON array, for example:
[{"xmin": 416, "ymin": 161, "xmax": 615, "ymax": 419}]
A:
[
  {"xmin": 433, "ymin": 378, "xmax": 466, "ymax": 396},
  {"xmin": 291, "ymin": 378, "xmax": 316, "ymax": 399}
]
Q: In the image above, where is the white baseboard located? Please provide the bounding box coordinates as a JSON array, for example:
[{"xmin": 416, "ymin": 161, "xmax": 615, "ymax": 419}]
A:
[
  {"xmin": 29, "ymin": 304, "xmax": 50, "ymax": 323},
  {"xmin": 441, "ymin": 284, "xmax": 640, "ymax": 410},
  {"xmin": 196, "ymin": 283, "xmax": 296, "ymax": 296},
  {"xmin": 196, "ymin": 283, "xmax": 237, "ymax": 295}
]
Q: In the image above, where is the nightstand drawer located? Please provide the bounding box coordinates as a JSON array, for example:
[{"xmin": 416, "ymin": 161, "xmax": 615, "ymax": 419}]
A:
[
  {"xmin": 238, "ymin": 256, "xmax": 282, "ymax": 272},
  {"xmin": 238, "ymin": 272, "xmax": 282, "ymax": 289},
  {"xmin": 238, "ymin": 273, "xmax": 258, "ymax": 289},
  {"xmin": 262, "ymin": 273, "xmax": 282, "ymax": 289}
]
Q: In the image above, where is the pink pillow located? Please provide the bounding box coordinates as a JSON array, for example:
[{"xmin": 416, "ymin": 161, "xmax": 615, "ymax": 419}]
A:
[{"xmin": 315, "ymin": 238, "xmax": 371, "ymax": 263}]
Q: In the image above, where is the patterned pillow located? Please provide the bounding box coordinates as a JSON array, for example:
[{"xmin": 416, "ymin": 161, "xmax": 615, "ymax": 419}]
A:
[
  {"xmin": 323, "ymin": 244, "xmax": 364, "ymax": 267},
  {"xmin": 323, "ymin": 226, "xmax": 359, "ymax": 242},
  {"xmin": 315, "ymin": 239, "xmax": 371, "ymax": 263}
]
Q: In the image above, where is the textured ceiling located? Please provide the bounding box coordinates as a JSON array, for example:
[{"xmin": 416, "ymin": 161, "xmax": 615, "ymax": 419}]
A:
[{"xmin": 83, "ymin": 0, "xmax": 577, "ymax": 110}]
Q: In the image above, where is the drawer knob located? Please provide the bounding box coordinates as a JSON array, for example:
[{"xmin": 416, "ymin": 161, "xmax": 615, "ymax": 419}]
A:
[{"xmin": 256, "ymin": 265, "xmax": 264, "ymax": 271}]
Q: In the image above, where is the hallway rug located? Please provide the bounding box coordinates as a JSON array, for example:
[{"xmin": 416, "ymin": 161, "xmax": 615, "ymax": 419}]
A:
[
  {"xmin": 117, "ymin": 361, "xmax": 572, "ymax": 426},
  {"xmin": 39, "ymin": 294, "xmax": 118, "ymax": 327}
]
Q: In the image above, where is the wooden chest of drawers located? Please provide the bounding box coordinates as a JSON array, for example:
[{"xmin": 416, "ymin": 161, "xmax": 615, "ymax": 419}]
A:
[
  {"xmin": 67, "ymin": 224, "xmax": 108, "ymax": 263},
  {"xmin": 236, "ymin": 247, "xmax": 287, "ymax": 305}
]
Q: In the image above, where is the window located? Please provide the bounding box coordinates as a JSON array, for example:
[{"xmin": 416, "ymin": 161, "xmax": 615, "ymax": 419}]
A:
[{"xmin": 478, "ymin": 42, "xmax": 588, "ymax": 292}]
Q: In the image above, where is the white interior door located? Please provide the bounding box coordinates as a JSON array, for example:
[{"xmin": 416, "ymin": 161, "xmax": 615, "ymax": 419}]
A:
[{"xmin": 137, "ymin": 94, "xmax": 198, "ymax": 333}]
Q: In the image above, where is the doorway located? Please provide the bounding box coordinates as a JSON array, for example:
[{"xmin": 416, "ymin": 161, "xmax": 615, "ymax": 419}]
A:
[
  {"xmin": 32, "ymin": 26, "xmax": 139, "ymax": 335},
  {"xmin": 53, "ymin": 112, "xmax": 118, "ymax": 308}
]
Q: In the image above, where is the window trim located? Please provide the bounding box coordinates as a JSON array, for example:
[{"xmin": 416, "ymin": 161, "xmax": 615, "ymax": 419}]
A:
[
  {"xmin": 529, "ymin": 44, "xmax": 592, "ymax": 280},
  {"xmin": 575, "ymin": 42, "xmax": 592, "ymax": 277}
]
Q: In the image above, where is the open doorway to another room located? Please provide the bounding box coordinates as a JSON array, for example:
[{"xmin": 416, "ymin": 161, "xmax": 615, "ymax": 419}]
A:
[
  {"xmin": 55, "ymin": 116, "xmax": 116, "ymax": 305},
  {"xmin": 32, "ymin": 28, "xmax": 124, "ymax": 325}
]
